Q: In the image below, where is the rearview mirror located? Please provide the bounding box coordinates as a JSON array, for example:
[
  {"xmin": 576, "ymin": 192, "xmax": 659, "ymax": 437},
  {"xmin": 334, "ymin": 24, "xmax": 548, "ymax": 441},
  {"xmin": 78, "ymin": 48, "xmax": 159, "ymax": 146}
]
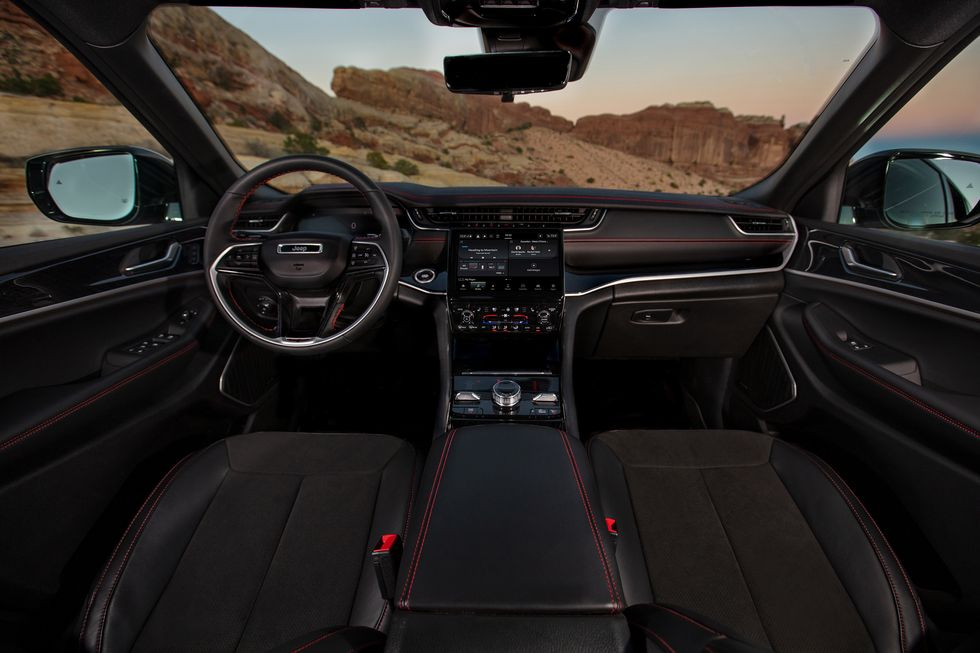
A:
[
  {"xmin": 444, "ymin": 51, "xmax": 572, "ymax": 95},
  {"xmin": 25, "ymin": 146, "xmax": 179, "ymax": 226},
  {"xmin": 883, "ymin": 153, "xmax": 980, "ymax": 229}
]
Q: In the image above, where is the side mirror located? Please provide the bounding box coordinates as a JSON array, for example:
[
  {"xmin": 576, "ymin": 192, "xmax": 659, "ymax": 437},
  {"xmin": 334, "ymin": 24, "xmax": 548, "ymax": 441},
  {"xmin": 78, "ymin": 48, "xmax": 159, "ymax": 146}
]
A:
[
  {"xmin": 881, "ymin": 152, "xmax": 980, "ymax": 230},
  {"xmin": 25, "ymin": 147, "xmax": 178, "ymax": 226}
]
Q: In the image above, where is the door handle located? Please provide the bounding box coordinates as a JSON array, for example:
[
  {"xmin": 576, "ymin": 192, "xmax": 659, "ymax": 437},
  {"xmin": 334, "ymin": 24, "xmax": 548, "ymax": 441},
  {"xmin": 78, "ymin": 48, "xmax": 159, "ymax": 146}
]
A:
[
  {"xmin": 840, "ymin": 244, "xmax": 900, "ymax": 280},
  {"xmin": 123, "ymin": 242, "xmax": 182, "ymax": 275}
]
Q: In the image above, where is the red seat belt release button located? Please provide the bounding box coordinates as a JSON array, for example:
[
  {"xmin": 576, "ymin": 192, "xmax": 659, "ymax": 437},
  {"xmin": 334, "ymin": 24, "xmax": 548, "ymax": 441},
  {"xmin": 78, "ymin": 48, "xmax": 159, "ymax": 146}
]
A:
[
  {"xmin": 372, "ymin": 534, "xmax": 402, "ymax": 601},
  {"xmin": 605, "ymin": 517, "xmax": 618, "ymax": 536}
]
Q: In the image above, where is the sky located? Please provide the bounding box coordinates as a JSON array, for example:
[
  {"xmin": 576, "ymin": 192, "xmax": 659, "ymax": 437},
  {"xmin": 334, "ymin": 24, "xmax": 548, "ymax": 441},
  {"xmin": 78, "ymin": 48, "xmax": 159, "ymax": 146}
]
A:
[{"xmin": 213, "ymin": 6, "xmax": 980, "ymax": 142}]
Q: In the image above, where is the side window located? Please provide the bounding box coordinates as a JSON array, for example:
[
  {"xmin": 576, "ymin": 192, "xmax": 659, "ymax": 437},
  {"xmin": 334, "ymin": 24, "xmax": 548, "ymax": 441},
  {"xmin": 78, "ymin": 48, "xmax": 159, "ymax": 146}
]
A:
[
  {"xmin": 840, "ymin": 37, "xmax": 980, "ymax": 248},
  {"xmin": 0, "ymin": 1, "xmax": 180, "ymax": 248}
]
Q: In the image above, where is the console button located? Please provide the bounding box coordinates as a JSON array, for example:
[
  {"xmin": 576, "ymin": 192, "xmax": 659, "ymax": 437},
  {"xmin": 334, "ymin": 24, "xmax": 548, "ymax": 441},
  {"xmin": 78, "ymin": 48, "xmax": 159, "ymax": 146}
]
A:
[
  {"xmin": 454, "ymin": 391, "xmax": 481, "ymax": 403},
  {"xmin": 532, "ymin": 392, "xmax": 559, "ymax": 404}
]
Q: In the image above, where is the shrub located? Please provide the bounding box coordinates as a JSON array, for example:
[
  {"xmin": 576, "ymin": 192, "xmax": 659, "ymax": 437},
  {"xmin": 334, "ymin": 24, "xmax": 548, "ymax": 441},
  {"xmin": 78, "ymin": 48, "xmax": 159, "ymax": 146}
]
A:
[
  {"xmin": 283, "ymin": 131, "xmax": 328, "ymax": 155},
  {"xmin": 393, "ymin": 158, "xmax": 420, "ymax": 176},
  {"xmin": 366, "ymin": 151, "xmax": 390, "ymax": 170},
  {"xmin": 212, "ymin": 66, "xmax": 244, "ymax": 91},
  {"xmin": 0, "ymin": 72, "xmax": 62, "ymax": 97},
  {"xmin": 698, "ymin": 179, "xmax": 706, "ymax": 187},
  {"xmin": 244, "ymin": 139, "xmax": 279, "ymax": 158},
  {"xmin": 669, "ymin": 181, "xmax": 680, "ymax": 189},
  {"xmin": 310, "ymin": 117, "xmax": 323, "ymax": 134},
  {"xmin": 507, "ymin": 122, "xmax": 532, "ymax": 132},
  {"xmin": 268, "ymin": 110, "xmax": 293, "ymax": 133},
  {"xmin": 352, "ymin": 117, "xmax": 367, "ymax": 130},
  {"xmin": 586, "ymin": 177, "xmax": 595, "ymax": 184}
]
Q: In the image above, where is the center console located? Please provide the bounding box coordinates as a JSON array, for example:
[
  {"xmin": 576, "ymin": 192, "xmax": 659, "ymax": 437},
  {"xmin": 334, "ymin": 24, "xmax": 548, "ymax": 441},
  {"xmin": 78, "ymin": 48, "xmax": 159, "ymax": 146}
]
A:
[{"xmin": 447, "ymin": 230, "xmax": 564, "ymax": 425}]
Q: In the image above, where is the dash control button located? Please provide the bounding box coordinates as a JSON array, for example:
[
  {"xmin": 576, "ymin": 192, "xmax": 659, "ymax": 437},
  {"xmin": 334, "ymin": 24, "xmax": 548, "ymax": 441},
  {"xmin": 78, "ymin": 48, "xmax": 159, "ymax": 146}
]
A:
[{"xmin": 413, "ymin": 268, "xmax": 436, "ymax": 284}]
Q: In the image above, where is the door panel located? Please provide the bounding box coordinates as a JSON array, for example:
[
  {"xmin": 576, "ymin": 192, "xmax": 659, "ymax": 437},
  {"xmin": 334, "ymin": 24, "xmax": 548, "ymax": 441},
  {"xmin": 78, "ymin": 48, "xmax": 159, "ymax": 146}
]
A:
[
  {"xmin": 760, "ymin": 217, "xmax": 980, "ymax": 624},
  {"xmin": 0, "ymin": 227, "xmax": 239, "ymax": 612}
]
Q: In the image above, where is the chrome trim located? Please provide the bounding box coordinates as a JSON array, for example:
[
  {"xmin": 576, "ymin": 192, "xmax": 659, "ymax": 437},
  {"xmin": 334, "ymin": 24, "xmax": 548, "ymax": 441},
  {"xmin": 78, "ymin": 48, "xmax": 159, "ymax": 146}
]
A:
[
  {"xmin": 562, "ymin": 208, "xmax": 607, "ymax": 232},
  {"xmin": 236, "ymin": 213, "xmax": 287, "ymax": 234},
  {"xmin": 564, "ymin": 215, "xmax": 798, "ymax": 297},
  {"xmin": 727, "ymin": 214, "xmax": 794, "ymax": 237},
  {"xmin": 406, "ymin": 208, "xmax": 451, "ymax": 233},
  {"xmin": 123, "ymin": 242, "xmax": 182, "ymax": 274},
  {"xmin": 276, "ymin": 243, "xmax": 323, "ymax": 255},
  {"xmin": 786, "ymin": 269, "xmax": 980, "ymax": 323},
  {"xmin": 209, "ymin": 240, "xmax": 389, "ymax": 349},
  {"xmin": 398, "ymin": 279, "xmax": 446, "ymax": 296},
  {"xmin": 461, "ymin": 370, "xmax": 552, "ymax": 376},
  {"xmin": 840, "ymin": 244, "xmax": 900, "ymax": 279},
  {"xmin": 454, "ymin": 391, "xmax": 481, "ymax": 402}
]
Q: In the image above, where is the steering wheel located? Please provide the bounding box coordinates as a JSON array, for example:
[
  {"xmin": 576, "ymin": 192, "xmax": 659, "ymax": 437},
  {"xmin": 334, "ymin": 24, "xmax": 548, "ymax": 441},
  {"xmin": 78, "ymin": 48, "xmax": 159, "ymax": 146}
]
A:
[{"xmin": 204, "ymin": 156, "xmax": 402, "ymax": 354}]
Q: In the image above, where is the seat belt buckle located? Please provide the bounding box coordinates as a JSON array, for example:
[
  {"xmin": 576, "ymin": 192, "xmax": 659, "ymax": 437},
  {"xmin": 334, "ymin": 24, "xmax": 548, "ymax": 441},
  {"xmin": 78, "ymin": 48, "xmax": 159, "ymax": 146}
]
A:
[
  {"xmin": 605, "ymin": 517, "xmax": 618, "ymax": 551},
  {"xmin": 371, "ymin": 534, "xmax": 402, "ymax": 601}
]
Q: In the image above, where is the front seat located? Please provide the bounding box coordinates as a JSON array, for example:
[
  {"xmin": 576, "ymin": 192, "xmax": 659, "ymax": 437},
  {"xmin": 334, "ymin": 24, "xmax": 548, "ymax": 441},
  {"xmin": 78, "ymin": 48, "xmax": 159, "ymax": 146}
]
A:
[
  {"xmin": 590, "ymin": 430, "xmax": 927, "ymax": 653},
  {"xmin": 78, "ymin": 432, "xmax": 417, "ymax": 653}
]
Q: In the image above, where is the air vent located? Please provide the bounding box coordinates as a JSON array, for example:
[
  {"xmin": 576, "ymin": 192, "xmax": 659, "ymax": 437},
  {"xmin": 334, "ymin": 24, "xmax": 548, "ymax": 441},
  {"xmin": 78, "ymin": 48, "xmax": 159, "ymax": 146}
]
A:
[
  {"xmin": 235, "ymin": 214, "xmax": 284, "ymax": 233},
  {"xmin": 418, "ymin": 206, "xmax": 599, "ymax": 227},
  {"xmin": 730, "ymin": 215, "xmax": 793, "ymax": 235}
]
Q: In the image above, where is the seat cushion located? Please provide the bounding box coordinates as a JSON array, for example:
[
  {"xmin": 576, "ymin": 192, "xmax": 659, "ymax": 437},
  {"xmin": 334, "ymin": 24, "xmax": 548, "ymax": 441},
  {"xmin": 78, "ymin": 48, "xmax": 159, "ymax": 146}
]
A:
[
  {"xmin": 80, "ymin": 432, "xmax": 417, "ymax": 653},
  {"xmin": 590, "ymin": 430, "xmax": 927, "ymax": 653}
]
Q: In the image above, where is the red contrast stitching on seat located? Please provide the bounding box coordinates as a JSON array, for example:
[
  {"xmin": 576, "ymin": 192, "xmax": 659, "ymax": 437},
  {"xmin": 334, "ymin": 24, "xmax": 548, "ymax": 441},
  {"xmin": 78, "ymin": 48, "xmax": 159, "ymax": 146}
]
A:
[
  {"xmin": 628, "ymin": 622, "xmax": 678, "ymax": 653},
  {"xmin": 805, "ymin": 323, "xmax": 979, "ymax": 440},
  {"xmin": 558, "ymin": 430, "xmax": 622, "ymax": 611},
  {"xmin": 652, "ymin": 605, "xmax": 723, "ymax": 637},
  {"xmin": 288, "ymin": 627, "xmax": 347, "ymax": 653},
  {"xmin": 400, "ymin": 429, "xmax": 458, "ymax": 609},
  {"xmin": 802, "ymin": 452, "xmax": 910, "ymax": 653},
  {"xmin": 93, "ymin": 453, "xmax": 193, "ymax": 653},
  {"xmin": 0, "ymin": 342, "xmax": 197, "ymax": 455},
  {"xmin": 78, "ymin": 455, "xmax": 190, "ymax": 643},
  {"xmin": 806, "ymin": 452, "xmax": 927, "ymax": 641}
]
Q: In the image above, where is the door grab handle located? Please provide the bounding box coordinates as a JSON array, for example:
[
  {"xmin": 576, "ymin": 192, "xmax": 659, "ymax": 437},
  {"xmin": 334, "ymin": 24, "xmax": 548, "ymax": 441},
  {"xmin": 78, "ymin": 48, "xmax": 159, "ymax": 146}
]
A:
[
  {"xmin": 840, "ymin": 245, "xmax": 899, "ymax": 279},
  {"xmin": 123, "ymin": 242, "xmax": 182, "ymax": 275}
]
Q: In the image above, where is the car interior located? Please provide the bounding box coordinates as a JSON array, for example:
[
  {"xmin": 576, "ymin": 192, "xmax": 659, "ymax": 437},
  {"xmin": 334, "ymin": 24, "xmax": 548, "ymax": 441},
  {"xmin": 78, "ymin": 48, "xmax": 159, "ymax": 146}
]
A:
[{"xmin": 1, "ymin": 1, "xmax": 980, "ymax": 652}]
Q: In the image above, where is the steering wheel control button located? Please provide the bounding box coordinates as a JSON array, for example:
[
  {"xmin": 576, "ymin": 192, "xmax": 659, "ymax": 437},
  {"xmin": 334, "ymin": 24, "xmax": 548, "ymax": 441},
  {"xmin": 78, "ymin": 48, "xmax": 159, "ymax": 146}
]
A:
[
  {"xmin": 492, "ymin": 380, "xmax": 522, "ymax": 409},
  {"xmin": 531, "ymin": 392, "xmax": 559, "ymax": 405},
  {"xmin": 454, "ymin": 391, "xmax": 481, "ymax": 403},
  {"xmin": 413, "ymin": 268, "xmax": 436, "ymax": 284},
  {"xmin": 349, "ymin": 243, "xmax": 383, "ymax": 268}
]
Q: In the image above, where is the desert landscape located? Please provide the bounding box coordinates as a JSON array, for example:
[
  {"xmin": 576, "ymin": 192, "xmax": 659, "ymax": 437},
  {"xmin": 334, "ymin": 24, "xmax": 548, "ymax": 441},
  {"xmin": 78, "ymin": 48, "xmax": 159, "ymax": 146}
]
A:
[{"xmin": 0, "ymin": 2, "xmax": 807, "ymax": 246}]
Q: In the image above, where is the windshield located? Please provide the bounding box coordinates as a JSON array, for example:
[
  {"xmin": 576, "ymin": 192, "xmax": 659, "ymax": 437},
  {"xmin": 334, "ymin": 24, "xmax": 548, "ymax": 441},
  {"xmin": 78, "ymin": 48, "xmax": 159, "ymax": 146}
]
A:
[{"xmin": 149, "ymin": 6, "xmax": 877, "ymax": 195}]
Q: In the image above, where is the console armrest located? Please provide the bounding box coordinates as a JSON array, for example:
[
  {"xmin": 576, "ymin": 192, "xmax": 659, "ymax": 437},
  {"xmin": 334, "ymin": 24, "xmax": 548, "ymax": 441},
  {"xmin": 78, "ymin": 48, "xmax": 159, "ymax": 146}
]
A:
[{"xmin": 395, "ymin": 424, "xmax": 623, "ymax": 613}]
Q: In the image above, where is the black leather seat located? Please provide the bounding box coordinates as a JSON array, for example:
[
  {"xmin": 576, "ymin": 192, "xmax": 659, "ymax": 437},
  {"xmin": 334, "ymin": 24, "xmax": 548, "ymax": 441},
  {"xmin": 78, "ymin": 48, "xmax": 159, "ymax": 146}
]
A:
[
  {"xmin": 79, "ymin": 432, "xmax": 417, "ymax": 653},
  {"xmin": 589, "ymin": 430, "xmax": 927, "ymax": 653}
]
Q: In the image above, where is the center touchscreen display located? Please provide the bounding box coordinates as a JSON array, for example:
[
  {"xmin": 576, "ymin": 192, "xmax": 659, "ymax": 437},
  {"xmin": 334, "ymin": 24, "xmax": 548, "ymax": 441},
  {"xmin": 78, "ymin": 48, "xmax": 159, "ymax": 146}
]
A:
[{"xmin": 455, "ymin": 232, "xmax": 561, "ymax": 293}]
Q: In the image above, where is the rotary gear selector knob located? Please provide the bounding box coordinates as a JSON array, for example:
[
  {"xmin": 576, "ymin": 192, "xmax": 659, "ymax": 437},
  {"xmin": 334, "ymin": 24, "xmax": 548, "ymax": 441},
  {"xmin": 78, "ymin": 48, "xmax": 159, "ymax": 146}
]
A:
[{"xmin": 492, "ymin": 380, "xmax": 522, "ymax": 409}]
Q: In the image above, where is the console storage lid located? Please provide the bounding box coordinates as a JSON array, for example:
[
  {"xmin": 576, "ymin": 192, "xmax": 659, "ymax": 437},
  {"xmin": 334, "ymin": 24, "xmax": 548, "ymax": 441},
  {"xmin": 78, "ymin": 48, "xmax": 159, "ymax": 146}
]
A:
[{"xmin": 396, "ymin": 424, "xmax": 623, "ymax": 613}]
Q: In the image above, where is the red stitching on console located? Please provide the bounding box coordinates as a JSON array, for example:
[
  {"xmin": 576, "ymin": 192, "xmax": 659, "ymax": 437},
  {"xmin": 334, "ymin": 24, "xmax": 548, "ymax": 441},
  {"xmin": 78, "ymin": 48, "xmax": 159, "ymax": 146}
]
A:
[
  {"xmin": 802, "ymin": 452, "xmax": 911, "ymax": 653},
  {"xmin": 628, "ymin": 622, "xmax": 678, "ymax": 653},
  {"xmin": 0, "ymin": 342, "xmax": 197, "ymax": 455},
  {"xmin": 400, "ymin": 429, "xmax": 458, "ymax": 609},
  {"xmin": 93, "ymin": 453, "xmax": 193, "ymax": 652},
  {"xmin": 558, "ymin": 430, "xmax": 622, "ymax": 611},
  {"xmin": 804, "ymin": 322, "xmax": 979, "ymax": 440}
]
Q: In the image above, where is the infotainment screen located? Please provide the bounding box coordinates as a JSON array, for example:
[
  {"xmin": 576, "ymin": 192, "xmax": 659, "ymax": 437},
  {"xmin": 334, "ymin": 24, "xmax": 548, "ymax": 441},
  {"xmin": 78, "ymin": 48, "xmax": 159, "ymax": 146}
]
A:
[{"xmin": 455, "ymin": 231, "xmax": 561, "ymax": 293}]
